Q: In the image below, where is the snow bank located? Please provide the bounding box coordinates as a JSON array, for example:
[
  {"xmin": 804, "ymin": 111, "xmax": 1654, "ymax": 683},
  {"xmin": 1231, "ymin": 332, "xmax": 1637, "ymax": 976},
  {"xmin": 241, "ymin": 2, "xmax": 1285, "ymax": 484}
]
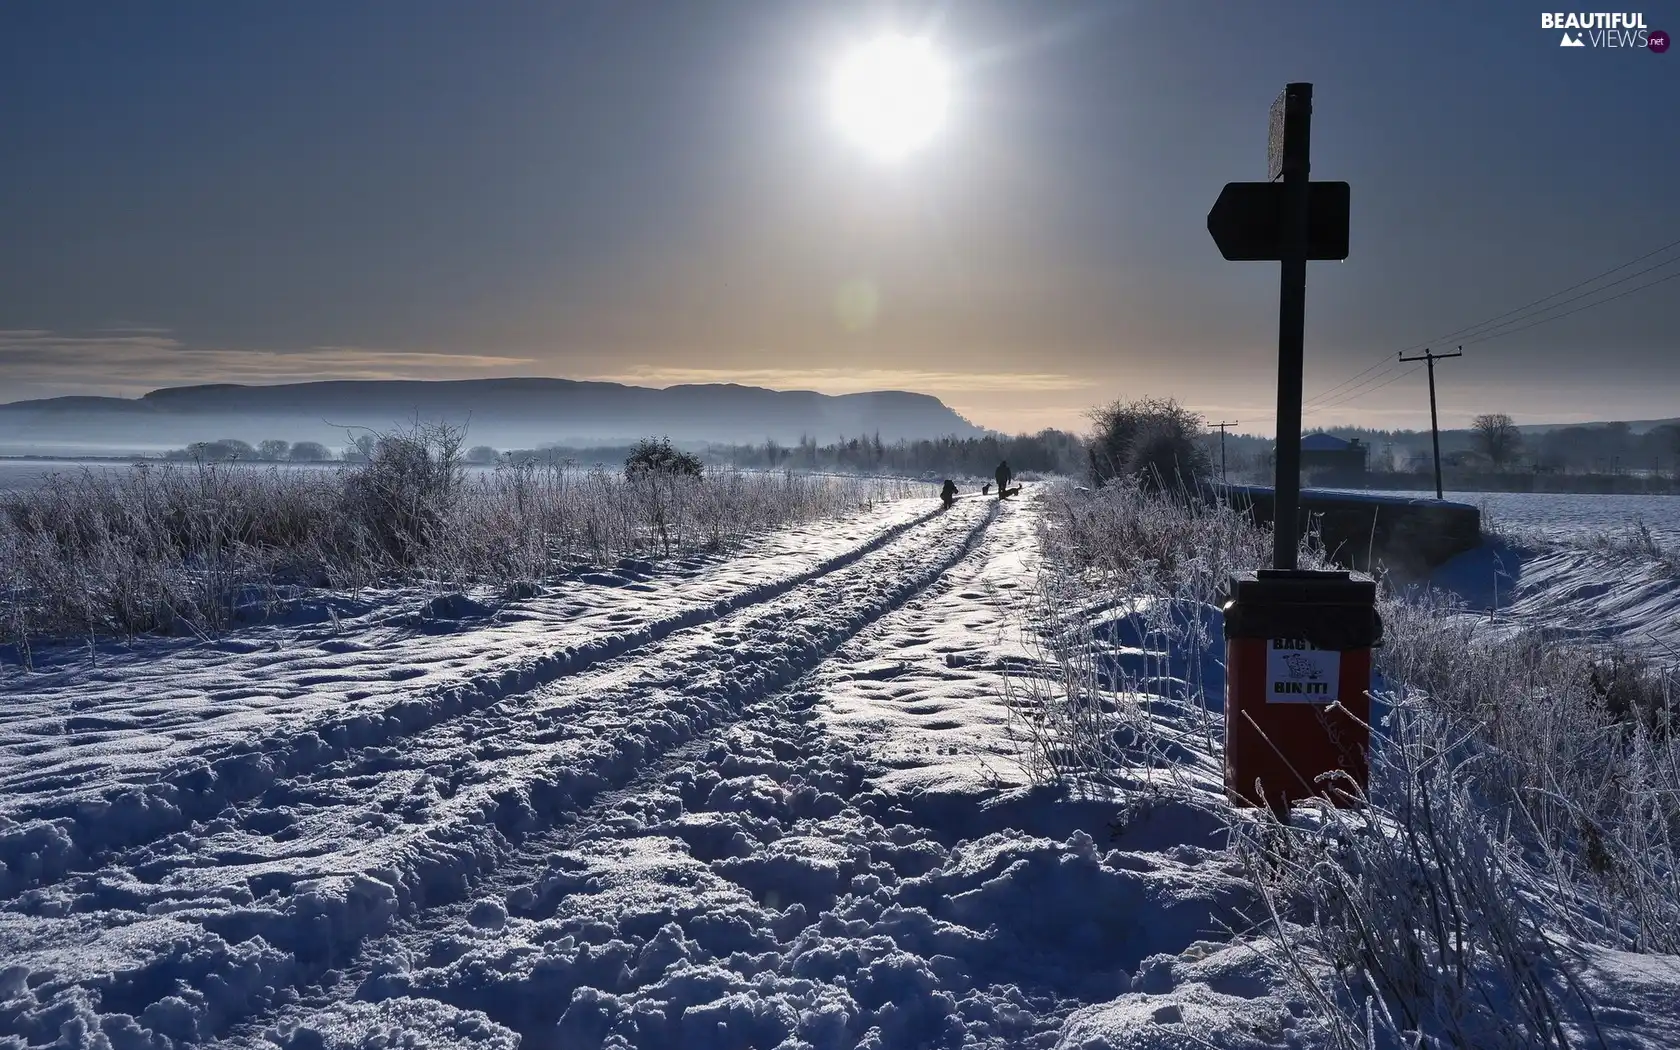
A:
[{"xmin": 1425, "ymin": 532, "xmax": 1680, "ymax": 654}]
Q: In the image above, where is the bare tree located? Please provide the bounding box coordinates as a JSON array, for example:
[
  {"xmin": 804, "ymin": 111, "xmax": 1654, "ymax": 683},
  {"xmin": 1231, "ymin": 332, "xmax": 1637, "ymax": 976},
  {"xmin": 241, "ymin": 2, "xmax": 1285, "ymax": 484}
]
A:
[
  {"xmin": 1471, "ymin": 413, "xmax": 1522, "ymax": 470},
  {"xmin": 342, "ymin": 433, "xmax": 378, "ymax": 463},
  {"xmin": 257, "ymin": 439, "xmax": 291, "ymax": 461}
]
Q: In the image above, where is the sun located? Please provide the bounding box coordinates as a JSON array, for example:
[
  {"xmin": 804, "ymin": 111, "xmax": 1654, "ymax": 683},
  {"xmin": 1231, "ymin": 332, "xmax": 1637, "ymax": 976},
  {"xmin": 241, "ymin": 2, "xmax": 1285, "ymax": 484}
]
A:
[{"xmin": 830, "ymin": 35, "xmax": 949, "ymax": 162}]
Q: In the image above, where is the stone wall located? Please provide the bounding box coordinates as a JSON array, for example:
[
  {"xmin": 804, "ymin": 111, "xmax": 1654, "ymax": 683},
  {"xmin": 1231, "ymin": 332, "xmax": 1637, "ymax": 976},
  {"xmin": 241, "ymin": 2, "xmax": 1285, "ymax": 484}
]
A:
[{"xmin": 1218, "ymin": 485, "xmax": 1482, "ymax": 576}]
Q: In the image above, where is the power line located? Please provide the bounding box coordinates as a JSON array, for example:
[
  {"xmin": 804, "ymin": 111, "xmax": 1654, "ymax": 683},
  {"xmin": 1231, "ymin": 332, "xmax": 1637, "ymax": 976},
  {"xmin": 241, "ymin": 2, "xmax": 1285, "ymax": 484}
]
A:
[
  {"xmin": 1458, "ymin": 268, "xmax": 1680, "ymax": 349},
  {"xmin": 1302, "ymin": 358, "xmax": 1408, "ymax": 412},
  {"xmin": 1305, "ymin": 354, "xmax": 1415, "ymax": 412},
  {"xmin": 1417, "ymin": 235, "xmax": 1680, "ymax": 347},
  {"xmin": 1304, "ymin": 362, "xmax": 1424, "ymax": 417},
  {"xmin": 1305, "ymin": 247, "xmax": 1678, "ymax": 417},
  {"xmin": 1308, "ymin": 368, "xmax": 1420, "ymax": 417},
  {"xmin": 1309, "ymin": 267, "xmax": 1673, "ymax": 419},
  {"xmin": 1302, "ymin": 355, "xmax": 1406, "ymax": 407},
  {"xmin": 1437, "ymin": 253, "xmax": 1680, "ymax": 349},
  {"xmin": 1299, "ymin": 234, "xmax": 1680, "ymax": 408}
]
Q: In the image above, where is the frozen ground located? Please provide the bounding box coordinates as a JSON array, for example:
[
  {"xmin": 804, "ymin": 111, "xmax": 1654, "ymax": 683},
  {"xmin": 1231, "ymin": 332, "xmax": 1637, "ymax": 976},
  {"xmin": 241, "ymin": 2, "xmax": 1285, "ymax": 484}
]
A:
[
  {"xmin": 1469, "ymin": 490, "xmax": 1680, "ymax": 547},
  {"xmin": 2, "ymin": 488, "xmax": 1676, "ymax": 1049},
  {"xmin": 1320, "ymin": 487, "xmax": 1680, "ymax": 548},
  {"xmin": 1425, "ymin": 527, "xmax": 1680, "ymax": 657}
]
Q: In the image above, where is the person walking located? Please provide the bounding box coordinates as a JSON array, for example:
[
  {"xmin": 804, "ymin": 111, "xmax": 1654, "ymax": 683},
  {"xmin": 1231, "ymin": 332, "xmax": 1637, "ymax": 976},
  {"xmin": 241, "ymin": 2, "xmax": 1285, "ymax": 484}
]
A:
[
  {"xmin": 940, "ymin": 478, "xmax": 958, "ymax": 509},
  {"xmin": 994, "ymin": 460, "xmax": 1012, "ymax": 499}
]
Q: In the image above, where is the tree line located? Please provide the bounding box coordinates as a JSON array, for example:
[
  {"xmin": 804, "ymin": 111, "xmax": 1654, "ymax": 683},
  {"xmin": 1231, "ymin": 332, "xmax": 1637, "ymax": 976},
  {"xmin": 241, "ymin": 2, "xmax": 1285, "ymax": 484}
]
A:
[
  {"xmin": 163, "ymin": 438, "xmax": 337, "ymax": 462},
  {"xmin": 1401, "ymin": 414, "xmax": 1680, "ymax": 475},
  {"xmin": 156, "ymin": 429, "xmax": 1090, "ymax": 478},
  {"xmin": 1203, "ymin": 417, "xmax": 1680, "ymax": 477},
  {"xmin": 704, "ymin": 431, "xmax": 1087, "ymax": 477}
]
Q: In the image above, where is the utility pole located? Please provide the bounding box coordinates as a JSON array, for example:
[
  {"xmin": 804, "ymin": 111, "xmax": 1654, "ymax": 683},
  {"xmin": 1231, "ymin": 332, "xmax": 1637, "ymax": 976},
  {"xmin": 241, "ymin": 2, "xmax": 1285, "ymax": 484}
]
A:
[
  {"xmin": 1211, "ymin": 421, "xmax": 1239, "ymax": 486},
  {"xmin": 1397, "ymin": 345, "xmax": 1462, "ymax": 500}
]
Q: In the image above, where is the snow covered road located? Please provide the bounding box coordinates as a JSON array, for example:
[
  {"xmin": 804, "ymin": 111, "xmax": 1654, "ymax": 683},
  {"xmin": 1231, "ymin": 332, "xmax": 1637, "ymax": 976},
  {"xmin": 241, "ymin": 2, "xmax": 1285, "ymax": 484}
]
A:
[
  {"xmin": 0, "ymin": 493, "xmax": 1299, "ymax": 1049},
  {"xmin": 0, "ymin": 498, "xmax": 944, "ymax": 891},
  {"xmin": 17, "ymin": 488, "xmax": 1678, "ymax": 1049}
]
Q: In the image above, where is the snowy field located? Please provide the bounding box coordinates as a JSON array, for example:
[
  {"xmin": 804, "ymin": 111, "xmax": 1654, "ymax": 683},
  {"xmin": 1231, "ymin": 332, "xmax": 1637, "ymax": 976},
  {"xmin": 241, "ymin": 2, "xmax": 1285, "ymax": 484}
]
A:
[
  {"xmin": 2, "ymin": 486, "xmax": 1677, "ymax": 1049},
  {"xmin": 1320, "ymin": 487, "xmax": 1680, "ymax": 547},
  {"xmin": 0, "ymin": 460, "xmax": 941, "ymax": 494},
  {"xmin": 0, "ymin": 460, "xmax": 536, "ymax": 492},
  {"xmin": 1426, "ymin": 529, "xmax": 1680, "ymax": 659},
  {"xmin": 9, "ymin": 465, "xmax": 1677, "ymax": 546}
]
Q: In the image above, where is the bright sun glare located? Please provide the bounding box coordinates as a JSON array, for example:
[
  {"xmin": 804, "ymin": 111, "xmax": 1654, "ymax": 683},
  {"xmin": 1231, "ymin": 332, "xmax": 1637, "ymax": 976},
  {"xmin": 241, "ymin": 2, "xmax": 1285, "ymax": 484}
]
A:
[{"xmin": 831, "ymin": 36, "xmax": 949, "ymax": 162}]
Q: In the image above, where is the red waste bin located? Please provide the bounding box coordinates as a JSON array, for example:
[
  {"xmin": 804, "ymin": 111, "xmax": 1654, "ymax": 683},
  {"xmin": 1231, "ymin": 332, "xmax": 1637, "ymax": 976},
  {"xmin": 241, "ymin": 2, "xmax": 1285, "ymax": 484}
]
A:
[{"xmin": 1223, "ymin": 568, "xmax": 1382, "ymax": 812}]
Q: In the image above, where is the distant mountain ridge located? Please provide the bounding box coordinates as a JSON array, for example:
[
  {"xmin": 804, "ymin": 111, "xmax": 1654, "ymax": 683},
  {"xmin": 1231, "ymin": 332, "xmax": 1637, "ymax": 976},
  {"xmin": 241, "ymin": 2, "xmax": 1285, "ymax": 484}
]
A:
[{"xmin": 0, "ymin": 378, "xmax": 987, "ymax": 453}]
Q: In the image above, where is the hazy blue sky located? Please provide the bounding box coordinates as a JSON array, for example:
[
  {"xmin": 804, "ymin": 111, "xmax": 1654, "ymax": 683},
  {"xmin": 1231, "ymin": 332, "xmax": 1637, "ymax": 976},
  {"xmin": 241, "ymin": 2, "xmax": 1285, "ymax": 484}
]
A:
[{"xmin": 2, "ymin": 1, "xmax": 1675, "ymax": 434}]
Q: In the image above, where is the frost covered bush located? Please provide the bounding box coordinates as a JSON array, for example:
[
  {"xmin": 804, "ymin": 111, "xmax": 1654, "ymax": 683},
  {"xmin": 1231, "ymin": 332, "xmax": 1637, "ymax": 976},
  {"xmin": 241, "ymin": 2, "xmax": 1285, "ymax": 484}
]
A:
[
  {"xmin": 0, "ymin": 458, "xmax": 343, "ymax": 646},
  {"xmin": 623, "ymin": 436, "xmax": 704, "ymax": 480},
  {"xmin": 1579, "ymin": 520, "xmax": 1680, "ymax": 578},
  {"xmin": 1037, "ymin": 475, "xmax": 1273, "ymax": 597},
  {"xmin": 0, "ymin": 447, "xmax": 926, "ymax": 651},
  {"xmin": 1234, "ymin": 698, "xmax": 1604, "ymax": 1050},
  {"xmin": 1007, "ymin": 478, "xmax": 1308, "ymax": 792},
  {"xmin": 1029, "ymin": 480, "xmax": 1680, "ymax": 1048},
  {"xmin": 339, "ymin": 423, "xmax": 469, "ymax": 566},
  {"xmin": 1085, "ymin": 396, "xmax": 1212, "ymax": 492},
  {"xmin": 449, "ymin": 460, "xmax": 918, "ymax": 572},
  {"xmin": 1236, "ymin": 614, "xmax": 1680, "ymax": 1049}
]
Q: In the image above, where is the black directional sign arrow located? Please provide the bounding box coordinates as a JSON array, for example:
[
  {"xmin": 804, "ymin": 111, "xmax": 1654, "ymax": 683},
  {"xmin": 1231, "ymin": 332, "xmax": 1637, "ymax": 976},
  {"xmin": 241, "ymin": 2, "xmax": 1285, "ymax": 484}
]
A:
[{"xmin": 1207, "ymin": 181, "xmax": 1351, "ymax": 262}]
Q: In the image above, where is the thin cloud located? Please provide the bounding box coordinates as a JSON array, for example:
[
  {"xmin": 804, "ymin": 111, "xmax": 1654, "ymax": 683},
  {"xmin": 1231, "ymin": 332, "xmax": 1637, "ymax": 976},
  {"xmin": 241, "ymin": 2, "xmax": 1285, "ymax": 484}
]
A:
[
  {"xmin": 588, "ymin": 365, "xmax": 1099, "ymax": 394},
  {"xmin": 0, "ymin": 330, "xmax": 535, "ymax": 400},
  {"xmin": 962, "ymin": 3, "xmax": 1125, "ymax": 72}
]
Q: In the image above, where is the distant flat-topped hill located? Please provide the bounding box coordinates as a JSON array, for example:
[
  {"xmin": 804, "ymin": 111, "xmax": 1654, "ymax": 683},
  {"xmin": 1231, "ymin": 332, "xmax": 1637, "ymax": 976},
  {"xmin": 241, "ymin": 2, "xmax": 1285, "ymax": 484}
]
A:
[{"xmin": 0, "ymin": 378, "xmax": 986, "ymax": 453}]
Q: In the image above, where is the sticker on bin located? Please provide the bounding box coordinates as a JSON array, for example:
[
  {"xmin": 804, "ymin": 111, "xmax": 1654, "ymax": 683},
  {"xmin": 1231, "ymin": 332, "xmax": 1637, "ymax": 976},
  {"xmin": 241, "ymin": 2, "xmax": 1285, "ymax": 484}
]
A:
[{"xmin": 1266, "ymin": 637, "xmax": 1340, "ymax": 703}]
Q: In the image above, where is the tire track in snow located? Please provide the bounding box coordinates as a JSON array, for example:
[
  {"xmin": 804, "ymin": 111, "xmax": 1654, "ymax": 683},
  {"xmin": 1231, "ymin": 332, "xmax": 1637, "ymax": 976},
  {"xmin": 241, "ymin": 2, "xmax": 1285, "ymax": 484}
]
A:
[
  {"xmin": 0, "ymin": 501, "xmax": 948, "ymax": 898},
  {"xmin": 0, "ymin": 500, "xmax": 1000, "ymax": 1045},
  {"xmin": 217, "ymin": 497, "xmax": 1244, "ymax": 1050}
]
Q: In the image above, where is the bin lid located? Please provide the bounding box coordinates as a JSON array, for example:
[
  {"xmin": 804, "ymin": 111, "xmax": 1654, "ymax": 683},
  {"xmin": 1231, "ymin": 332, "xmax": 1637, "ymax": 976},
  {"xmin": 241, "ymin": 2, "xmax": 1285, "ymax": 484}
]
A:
[{"xmin": 1226, "ymin": 568, "xmax": 1376, "ymax": 605}]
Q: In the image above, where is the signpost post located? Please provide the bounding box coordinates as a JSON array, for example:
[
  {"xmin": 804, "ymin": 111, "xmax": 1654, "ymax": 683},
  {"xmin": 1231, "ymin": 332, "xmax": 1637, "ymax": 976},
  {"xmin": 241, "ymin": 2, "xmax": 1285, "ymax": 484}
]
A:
[
  {"xmin": 1206, "ymin": 83, "xmax": 1349, "ymax": 566},
  {"xmin": 1210, "ymin": 84, "xmax": 1378, "ymax": 812}
]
